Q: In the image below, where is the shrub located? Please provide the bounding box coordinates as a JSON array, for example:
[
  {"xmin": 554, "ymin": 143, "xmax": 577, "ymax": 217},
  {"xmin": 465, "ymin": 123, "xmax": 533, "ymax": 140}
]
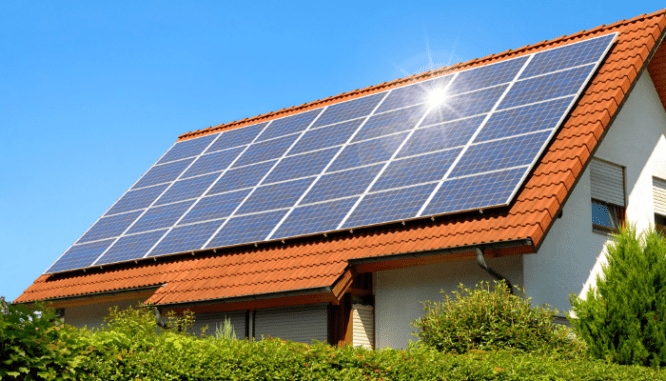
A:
[
  {"xmin": 570, "ymin": 225, "xmax": 666, "ymax": 367},
  {"xmin": 412, "ymin": 280, "xmax": 582, "ymax": 355},
  {"xmin": 0, "ymin": 297, "xmax": 89, "ymax": 380}
]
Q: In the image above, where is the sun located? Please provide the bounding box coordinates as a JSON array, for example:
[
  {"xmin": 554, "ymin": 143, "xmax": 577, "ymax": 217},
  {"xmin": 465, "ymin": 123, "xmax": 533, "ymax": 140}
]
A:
[{"xmin": 427, "ymin": 87, "xmax": 449, "ymax": 107}]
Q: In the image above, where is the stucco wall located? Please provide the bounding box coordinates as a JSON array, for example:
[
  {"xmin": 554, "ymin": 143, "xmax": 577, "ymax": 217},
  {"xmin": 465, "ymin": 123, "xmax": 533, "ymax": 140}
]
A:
[
  {"xmin": 373, "ymin": 255, "xmax": 523, "ymax": 349},
  {"xmin": 524, "ymin": 71, "xmax": 666, "ymax": 313}
]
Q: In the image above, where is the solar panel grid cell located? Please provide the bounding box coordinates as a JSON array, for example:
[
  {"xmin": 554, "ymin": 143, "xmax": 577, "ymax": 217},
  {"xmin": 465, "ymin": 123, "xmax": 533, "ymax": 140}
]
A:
[
  {"xmin": 127, "ymin": 200, "xmax": 196, "ymax": 234},
  {"xmin": 208, "ymin": 160, "xmax": 276, "ymax": 195},
  {"xmin": 264, "ymin": 148, "xmax": 338, "ymax": 184},
  {"xmin": 181, "ymin": 147, "xmax": 244, "ymax": 179},
  {"xmin": 105, "ymin": 184, "xmax": 170, "ymax": 216},
  {"xmin": 475, "ymin": 97, "xmax": 573, "ymax": 143},
  {"xmin": 131, "ymin": 158, "xmax": 194, "ymax": 190},
  {"xmin": 149, "ymin": 220, "xmax": 223, "ymax": 257},
  {"xmin": 237, "ymin": 177, "xmax": 315, "ymax": 215},
  {"xmin": 342, "ymin": 183, "xmax": 437, "ymax": 228},
  {"xmin": 258, "ymin": 109, "xmax": 323, "ymax": 142},
  {"xmin": 301, "ymin": 164, "xmax": 384, "ymax": 204},
  {"xmin": 290, "ymin": 119, "xmax": 363, "ymax": 155},
  {"xmin": 96, "ymin": 230, "xmax": 167, "ymax": 265},
  {"xmin": 397, "ymin": 116, "xmax": 484, "ymax": 158},
  {"xmin": 78, "ymin": 211, "xmax": 143, "ymax": 243},
  {"xmin": 233, "ymin": 134, "xmax": 299, "ymax": 168},
  {"xmin": 206, "ymin": 210, "xmax": 288, "ymax": 248},
  {"xmin": 327, "ymin": 132, "xmax": 407, "ymax": 172},
  {"xmin": 47, "ymin": 239, "xmax": 115, "ymax": 273},
  {"xmin": 376, "ymin": 74, "xmax": 454, "ymax": 114},
  {"xmin": 447, "ymin": 56, "xmax": 529, "ymax": 95},
  {"xmin": 154, "ymin": 173, "xmax": 219, "ymax": 205},
  {"xmin": 206, "ymin": 122, "xmax": 268, "ymax": 153},
  {"xmin": 371, "ymin": 149, "xmax": 463, "ymax": 192},
  {"xmin": 421, "ymin": 84, "xmax": 508, "ymax": 127},
  {"xmin": 273, "ymin": 197, "xmax": 360, "ymax": 239},
  {"xmin": 157, "ymin": 134, "xmax": 218, "ymax": 165},
  {"xmin": 179, "ymin": 189, "xmax": 252, "ymax": 225},
  {"xmin": 352, "ymin": 104, "xmax": 429, "ymax": 142},
  {"xmin": 312, "ymin": 92, "xmax": 385, "ymax": 128}
]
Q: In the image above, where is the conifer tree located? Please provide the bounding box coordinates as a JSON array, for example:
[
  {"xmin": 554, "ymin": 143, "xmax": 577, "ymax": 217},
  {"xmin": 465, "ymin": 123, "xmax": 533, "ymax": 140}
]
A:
[{"xmin": 570, "ymin": 225, "xmax": 666, "ymax": 367}]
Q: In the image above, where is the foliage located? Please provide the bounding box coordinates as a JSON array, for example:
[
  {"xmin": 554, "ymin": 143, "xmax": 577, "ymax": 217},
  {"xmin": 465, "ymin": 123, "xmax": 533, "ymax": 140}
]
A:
[
  {"xmin": 214, "ymin": 317, "xmax": 237, "ymax": 341},
  {"xmin": 0, "ymin": 297, "xmax": 90, "ymax": 381},
  {"xmin": 570, "ymin": 225, "xmax": 666, "ymax": 367},
  {"xmin": 412, "ymin": 280, "xmax": 583, "ymax": 355}
]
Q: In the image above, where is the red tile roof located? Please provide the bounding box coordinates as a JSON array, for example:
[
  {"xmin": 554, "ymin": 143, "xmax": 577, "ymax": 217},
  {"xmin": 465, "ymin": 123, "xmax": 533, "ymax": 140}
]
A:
[{"xmin": 15, "ymin": 10, "xmax": 666, "ymax": 307}]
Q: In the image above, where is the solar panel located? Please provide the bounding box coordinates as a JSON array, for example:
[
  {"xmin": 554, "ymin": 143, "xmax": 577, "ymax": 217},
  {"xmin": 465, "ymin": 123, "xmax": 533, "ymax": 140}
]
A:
[{"xmin": 45, "ymin": 33, "xmax": 617, "ymax": 274}]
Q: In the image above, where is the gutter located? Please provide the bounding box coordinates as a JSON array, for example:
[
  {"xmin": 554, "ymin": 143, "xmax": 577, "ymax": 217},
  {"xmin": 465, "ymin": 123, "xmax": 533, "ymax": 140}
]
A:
[{"xmin": 348, "ymin": 238, "xmax": 533, "ymax": 267}]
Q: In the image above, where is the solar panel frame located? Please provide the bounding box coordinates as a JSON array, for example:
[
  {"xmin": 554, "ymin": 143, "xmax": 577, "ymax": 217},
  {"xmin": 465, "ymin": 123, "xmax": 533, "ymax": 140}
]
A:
[{"xmin": 45, "ymin": 33, "xmax": 618, "ymax": 274}]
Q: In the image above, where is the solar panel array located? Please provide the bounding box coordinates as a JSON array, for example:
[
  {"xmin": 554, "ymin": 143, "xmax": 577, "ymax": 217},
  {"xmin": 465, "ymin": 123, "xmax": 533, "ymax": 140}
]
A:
[{"xmin": 46, "ymin": 33, "xmax": 617, "ymax": 274}]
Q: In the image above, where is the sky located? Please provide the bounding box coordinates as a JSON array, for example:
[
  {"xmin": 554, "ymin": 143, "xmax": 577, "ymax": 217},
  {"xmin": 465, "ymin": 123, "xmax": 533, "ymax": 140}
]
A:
[{"xmin": 1, "ymin": 1, "xmax": 664, "ymax": 302}]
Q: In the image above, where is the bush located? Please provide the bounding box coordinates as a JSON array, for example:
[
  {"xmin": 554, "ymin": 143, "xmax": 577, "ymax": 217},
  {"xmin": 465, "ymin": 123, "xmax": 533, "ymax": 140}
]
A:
[
  {"xmin": 0, "ymin": 297, "xmax": 89, "ymax": 380},
  {"xmin": 412, "ymin": 280, "xmax": 582, "ymax": 355},
  {"xmin": 570, "ymin": 225, "xmax": 666, "ymax": 367}
]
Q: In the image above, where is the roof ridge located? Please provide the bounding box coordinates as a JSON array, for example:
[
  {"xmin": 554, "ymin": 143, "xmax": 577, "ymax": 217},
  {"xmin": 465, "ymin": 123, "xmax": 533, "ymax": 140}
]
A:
[{"xmin": 177, "ymin": 8, "xmax": 666, "ymax": 141}]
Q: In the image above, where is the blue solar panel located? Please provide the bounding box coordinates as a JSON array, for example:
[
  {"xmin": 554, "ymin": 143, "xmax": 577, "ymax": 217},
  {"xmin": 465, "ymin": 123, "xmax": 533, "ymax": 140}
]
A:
[
  {"xmin": 312, "ymin": 92, "xmax": 385, "ymax": 128},
  {"xmin": 157, "ymin": 134, "xmax": 218, "ymax": 165},
  {"xmin": 422, "ymin": 167, "xmax": 526, "ymax": 215},
  {"xmin": 149, "ymin": 220, "xmax": 223, "ymax": 257},
  {"xmin": 78, "ymin": 211, "xmax": 143, "ymax": 243},
  {"xmin": 154, "ymin": 173, "xmax": 219, "ymax": 206},
  {"xmin": 342, "ymin": 183, "xmax": 437, "ymax": 228},
  {"xmin": 353, "ymin": 104, "xmax": 429, "ymax": 142},
  {"xmin": 179, "ymin": 189, "xmax": 251, "ymax": 225},
  {"xmin": 47, "ymin": 34, "xmax": 616, "ymax": 273},
  {"xmin": 127, "ymin": 200, "xmax": 195, "ymax": 234},
  {"xmin": 421, "ymin": 85, "xmax": 508, "ymax": 127},
  {"xmin": 237, "ymin": 177, "xmax": 315, "ymax": 214},
  {"xmin": 328, "ymin": 133, "xmax": 406, "ymax": 172},
  {"xmin": 371, "ymin": 149, "xmax": 462, "ymax": 192},
  {"xmin": 132, "ymin": 158, "xmax": 194, "ymax": 190},
  {"xmin": 520, "ymin": 34, "xmax": 615, "ymax": 79},
  {"xmin": 181, "ymin": 147, "xmax": 244, "ymax": 179},
  {"xmin": 264, "ymin": 148, "xmax": 338, "ymax": 184},
  {"xmin": 499, "ymin": 65, "xmax": 594, "ymax": 110},
  {"xmin": 301, "ymin": 164, "xmax": 384, "ymax": 204},
  {"xmin": 233, "ymin": 134, "xmax": 299, "ymax": 168},
  {"xmin": 208, "ymin": 160, "xmax": 275, "ymax": 195},
  {"xmin": 206, "ymin": 210, "xmax": 288, "ymax": 248},
  {"xmin": 106, "ymin": 184, "xmax": 169, "ymax": 216},
  {"xmin": 450, "ymin": 130, "xmax": 551, "ymax": 178},
  {"xmin": 397, "ymin": 116, "xmax": 484, "ymax": 158},
  {"xmin": 273, "ymin": 197, "xmax": 359, "ymax": 239},
  {"xmin": 206, "ymin": 122, "xmax": 268, "ymax": 153},
  {"xmin": 476, "ymin": 97, "xmax": 573, "ymax": 143},
  {"xmin": 291, "ymin": 119, "xmax": 363, "ymax": 155},
  {"xmin": 258, "ymin": 109, "xmax": 323, "ymax": 142},
  {"xmin": 95, "ymin": 230, "xmax": 166, "ymax": 265},
  {"xmin": 447, "ymin": 56, "xmax": 529, "ymax": 96},
  {"xmin": 46, "ymin": 239, "xmax": 114, "ymax": 273},
  {"xmin": 376, "ymin": 74, "xmax": 454, "ymax": 114}
]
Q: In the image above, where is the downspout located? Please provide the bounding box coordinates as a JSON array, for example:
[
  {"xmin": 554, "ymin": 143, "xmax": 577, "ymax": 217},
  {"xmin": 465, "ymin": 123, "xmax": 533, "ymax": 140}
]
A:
[{"xmin": 475, "ymin": 247, "xmax": 514, "ymax": 295}]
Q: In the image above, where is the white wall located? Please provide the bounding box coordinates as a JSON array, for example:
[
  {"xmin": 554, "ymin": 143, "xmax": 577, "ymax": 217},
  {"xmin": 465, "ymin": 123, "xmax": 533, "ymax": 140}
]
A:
[
  {"xmin": 64, "ymin": 298, "xmax": 144, "ymax": 330},
  {"xmin": 524, "ymin": 71, "xmax": 666, "ymax": 313},
  {"xmin": 373, "ymin": 255, "xmax": 523, "ymax": 349}
]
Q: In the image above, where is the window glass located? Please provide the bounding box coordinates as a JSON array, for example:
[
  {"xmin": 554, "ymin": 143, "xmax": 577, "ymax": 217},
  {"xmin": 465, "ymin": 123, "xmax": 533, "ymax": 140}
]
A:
[{"xmin": 592, "ymin": 199, "xmax": 621, "ymax": 231}]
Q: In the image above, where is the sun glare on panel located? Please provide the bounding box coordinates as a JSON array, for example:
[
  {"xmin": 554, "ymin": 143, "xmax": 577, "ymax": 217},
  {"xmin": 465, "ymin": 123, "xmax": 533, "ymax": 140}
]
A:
[{"xmin": 427, "ymin": 88, "xmax": 449, "ymax": 108}]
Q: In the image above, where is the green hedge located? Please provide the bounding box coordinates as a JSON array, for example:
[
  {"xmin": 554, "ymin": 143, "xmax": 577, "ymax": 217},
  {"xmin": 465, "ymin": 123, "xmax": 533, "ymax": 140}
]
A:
[{"xmin": 3, "ymin": 298, "xmax": 666, "ymax": 380}]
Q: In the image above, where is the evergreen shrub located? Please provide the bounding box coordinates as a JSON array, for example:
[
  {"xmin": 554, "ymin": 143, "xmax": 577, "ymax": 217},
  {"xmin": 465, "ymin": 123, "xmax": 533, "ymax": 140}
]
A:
[
  {"xmin": 412, "ymin": 280, "xmax": 583, "ymax": 354},
  {"xmin": 570, "ymin": 225, "xmax": 666, "ymax": 367}
]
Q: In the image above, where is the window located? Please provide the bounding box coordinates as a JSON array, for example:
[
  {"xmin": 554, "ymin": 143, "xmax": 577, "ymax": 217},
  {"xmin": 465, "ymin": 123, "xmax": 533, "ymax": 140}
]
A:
[
  {"xmin": 590, "ymin": 158, "xmax": 625, "ymax": 233},
  {"xmin": 653, "ymin": 177, "xmax": 666, "ymax": 235}
]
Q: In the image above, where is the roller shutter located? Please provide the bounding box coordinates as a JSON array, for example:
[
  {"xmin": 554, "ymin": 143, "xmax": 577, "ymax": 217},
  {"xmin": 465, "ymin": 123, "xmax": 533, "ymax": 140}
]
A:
[
  {"xmin": 590, "ymin": 159, "xmax": 625, "ymax": 206},
  {"xmin": 254, "ymin": 304, "xmax": 328, "ymax": 344},
  {"xmin": 190, "ymin": 311, "xmax": 246, "ymax": 338},
  {"xmin": 352, "ymin": 304, "xmax": 374, "ymax": 349},
  {"xmin": 654, "ymin": 177, "xmax": 666, "ymax": 216}
]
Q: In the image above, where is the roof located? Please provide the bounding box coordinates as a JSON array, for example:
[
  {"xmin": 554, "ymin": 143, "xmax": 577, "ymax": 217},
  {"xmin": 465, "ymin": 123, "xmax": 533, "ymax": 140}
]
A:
[{"xmin": 15, "ymin": 10, "xmax": 666, "ymax": 307}]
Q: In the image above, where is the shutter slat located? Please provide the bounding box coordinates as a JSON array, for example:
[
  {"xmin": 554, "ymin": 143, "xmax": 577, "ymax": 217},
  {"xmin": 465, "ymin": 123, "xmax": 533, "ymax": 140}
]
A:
[
  {"xmin": 591, "ymin": 159, "xmax": 625, "ymax": 206},
  {"xmin": 352, "ymin": 304, "xmax": 374, "ymax": 349},
  {"xmin": 254, "ymin": 304, "xmax": 328, "ymax": 344},
  {"xmin": 654, "ymin": 178, "xmax": 666, "ymax": 216}
]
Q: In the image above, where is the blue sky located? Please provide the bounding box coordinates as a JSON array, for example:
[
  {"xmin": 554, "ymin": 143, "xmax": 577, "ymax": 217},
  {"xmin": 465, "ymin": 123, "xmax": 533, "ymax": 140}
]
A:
[{"xmin": 1, "ymin": 1, "xmax": 663, "ymax": 301}]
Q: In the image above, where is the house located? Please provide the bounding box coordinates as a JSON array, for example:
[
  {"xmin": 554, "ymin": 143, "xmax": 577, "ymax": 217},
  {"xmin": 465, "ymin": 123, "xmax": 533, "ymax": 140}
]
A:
[{"xmin": 14, "ymin": 10, "xmax": 666, "ymax": 350}]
